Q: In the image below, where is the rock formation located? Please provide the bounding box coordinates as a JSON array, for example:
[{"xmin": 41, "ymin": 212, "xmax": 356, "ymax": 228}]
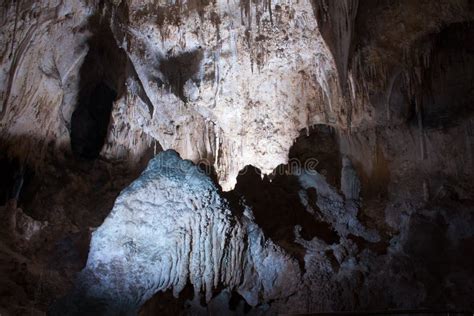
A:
[
  {"xmin": 0, "ymin": 0, "xmax": 473, "ymax": 314},
  {"xmin": 50, "ymin": 150, "xmax": 300, "ymax": 315}
]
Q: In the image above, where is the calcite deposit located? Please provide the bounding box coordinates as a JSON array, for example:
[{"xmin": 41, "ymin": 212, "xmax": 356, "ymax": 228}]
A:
[
  {"xmin": 1, "ymin": 0, "xmax": 473, "ymax": 314},
  {"xmin": 50, "ymin": 150, "xmax": 301, "ymax": 315}
]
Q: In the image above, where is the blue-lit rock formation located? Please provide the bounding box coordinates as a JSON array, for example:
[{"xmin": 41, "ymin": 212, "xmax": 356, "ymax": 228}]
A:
[{"xmin": 50, "ymin": 150, "xmax": 300, "ymax": 315}]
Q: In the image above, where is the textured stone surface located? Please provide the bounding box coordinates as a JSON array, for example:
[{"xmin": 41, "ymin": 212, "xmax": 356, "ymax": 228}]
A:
[
  {"xmin": 1, "ymin": 0, "xmax": 341, "ymax": 190},
  {"xmin": 1, "ymin": 0, "xmax": 474, "ymax": 314},
  {"xmin": 51, "ymin": 150, "xmax": 300, "ymax": 315},
  {"xmin": 1, "ymin": 0, "xmax": 474, "ymax": 189}
]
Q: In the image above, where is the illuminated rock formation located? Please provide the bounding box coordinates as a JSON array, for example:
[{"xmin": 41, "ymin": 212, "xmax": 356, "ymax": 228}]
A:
[
  {"xmin": 1, "ymin": 0, "xmax": 474, "ymax": 314},
  {"xmin": 51, "ymin": 150, "xmax": 300, "ymax": 315}
]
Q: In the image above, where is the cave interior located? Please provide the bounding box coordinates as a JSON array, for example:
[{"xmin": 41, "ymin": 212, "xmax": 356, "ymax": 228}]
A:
[{"xmin": 0, "ymin": 0, "xmax": 473, "ymax": 315}]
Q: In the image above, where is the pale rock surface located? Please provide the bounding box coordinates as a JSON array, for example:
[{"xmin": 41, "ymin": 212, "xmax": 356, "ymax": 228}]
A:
[
  {"xmin": 0, "ymin": 0, "xmax": 95, "ymax": 158},
  {"xmin": 105, "ymin": 0, "xmax": 344, "ymax": 190},
  {"xmin": 2, "ymin": 0, "xmax": 474, "ymax": 190},
  {"xmin": 0, "ymin": 0, "xmax": 345, "ymax": 190}
]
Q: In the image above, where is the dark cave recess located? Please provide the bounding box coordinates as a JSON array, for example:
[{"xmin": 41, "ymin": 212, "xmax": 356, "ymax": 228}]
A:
[
  {"xmin": 223, "ymin": 125, "xmax": 343, "ymax": 269},
  {"xmin": 70, "ymin": 16, "xmax": 126, "ymax": 160},
  {"xmin": 71, "ymin": 82, "xmax": 117, "ymax": 160}
]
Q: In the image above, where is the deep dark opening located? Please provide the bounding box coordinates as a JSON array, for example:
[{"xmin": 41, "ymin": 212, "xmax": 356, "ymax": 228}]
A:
[
  {"xmin": 0, "ymin": 156, "xmax": 18, "ymax": 205},
  {"xmin": 71, "ymin": 82, "xmax": 116, "ymax": 159},
  {"xmin": 227, "ymin": 165, "xmax": 339, "ymax": 272},
  {"xmin": 0, "ymin": 155, "xmax": 34, "ymax": 207},
  {"xmin": 235, "ymin": 166, "xmax": 338, "ymax": 243},
  {"xmin": 70, "ymin": 16, "xmax": 126, "ymax": 160}
]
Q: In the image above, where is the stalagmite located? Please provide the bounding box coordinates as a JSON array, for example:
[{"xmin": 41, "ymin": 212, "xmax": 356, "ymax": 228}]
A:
[{"xmin": 50, "ymin": 150, "xmax": 300, "ymax": 315}]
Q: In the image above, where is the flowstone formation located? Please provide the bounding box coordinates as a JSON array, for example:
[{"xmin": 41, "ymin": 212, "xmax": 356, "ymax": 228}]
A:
[{"xmin": 51, "ymin": 150, "xmax": 300, "ymax": 315}]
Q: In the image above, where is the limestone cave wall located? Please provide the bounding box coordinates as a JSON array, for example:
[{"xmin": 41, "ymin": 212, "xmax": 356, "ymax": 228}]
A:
[{"xmin": 0, "ymin": 0, "xmax": 473, "ymax": 315}]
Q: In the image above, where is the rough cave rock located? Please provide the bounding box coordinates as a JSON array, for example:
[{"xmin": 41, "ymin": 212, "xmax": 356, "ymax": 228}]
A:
[{"xmin": 0, "ymin": 0, "xmax": 473, "ymax": 315}]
